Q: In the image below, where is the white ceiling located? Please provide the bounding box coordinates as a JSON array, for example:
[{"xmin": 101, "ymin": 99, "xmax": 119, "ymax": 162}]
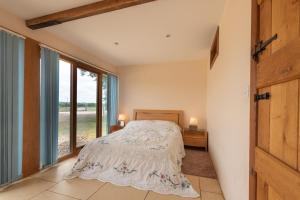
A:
[{"xmin": 0, "ymin": 0, "xmax": 225, "ymax": 67}]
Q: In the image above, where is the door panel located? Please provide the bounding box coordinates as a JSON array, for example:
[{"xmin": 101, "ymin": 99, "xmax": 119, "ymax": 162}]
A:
[
  {"xmin": 299, "ymin": 89, "xmax": 300, "ymax": 171},
  {"xmin": 58, "ymin": 60, "xmax": 72, "ymax": 158},
  {"xmin": 102, "ymin": 74, "xmax": 108, "ymax": 136},
  {"xmin": 76, "ymin": 68, "xmax": 97, "ymax": 147},
  {"xmin": 257, "ymin": 176, "xmax": 268, "ymax": 200},
  {"xmin": 271, "ymin": 0, "xmax": 300, "ymax": 53},
  {"xmin": 269, "ymin": 80, "xmax": 298, "ymax": 169},
  {"xmin": 255, "ymin": 148, "xmax": 300, "ymax": 200},
  {"xmin": 257, "ymin": 40, "xmax": 300, "ymax": 88},
  {"xmin": 259, "ymin": 0, "xmax": 272, "ymax": 61},
  {"xmin": 258, "ymin": 87, "xmax": 271, "ymax": 151},
  {"xmin": 299, "ymin": 85, "xmax": 300, "ymax": 172},
  {"xmin": 255, "ymin": 0, "xmax": 300, "ymax": 199},
  {"xmin": 268, "ymin": 187, "xmax": 282, "ymax": 200}
]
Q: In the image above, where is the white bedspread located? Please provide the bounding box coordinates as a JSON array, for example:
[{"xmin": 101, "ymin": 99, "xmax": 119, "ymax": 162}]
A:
[{"xmin": 66, "ymin": 120, "xmax": 199, "ymax": 198}]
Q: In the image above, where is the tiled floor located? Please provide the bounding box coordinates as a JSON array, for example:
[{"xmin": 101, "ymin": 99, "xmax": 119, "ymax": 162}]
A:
[{"xmin": 0, "ymin": 158, "xmax": 224, "ymax": 200}]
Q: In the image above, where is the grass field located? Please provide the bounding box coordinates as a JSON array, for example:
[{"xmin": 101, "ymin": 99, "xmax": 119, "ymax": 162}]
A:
[{"xmin": 58, "ymin": 106, "xmax": 108, "ymax": 158}]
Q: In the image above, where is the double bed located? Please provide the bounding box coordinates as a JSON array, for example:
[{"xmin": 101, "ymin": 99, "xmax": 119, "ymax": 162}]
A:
[{"xmin": 66, "ymin": 110, "xmax": 199, "ymax": 198}]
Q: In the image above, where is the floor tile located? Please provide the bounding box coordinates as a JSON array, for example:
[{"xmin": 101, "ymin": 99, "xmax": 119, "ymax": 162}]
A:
[
  {"xmin": 145, "ymin": 174, "xmax": 201, "ymax": 200},
  {"xmin": 49, "ymin": 178, "xmax": 104, "ymax": 200},
  {"xmin": 89, "ymin": 183, "xmax": 148, "ymax": 200},
  {"xmin": 201, "ymin": 192, "xmax": 224, "ymax": 200},
  {"xmin": 31, "ymin": 191, "xmax": 78, "ymax": 200},
  {"xmin": 0, "ymin": 155, "xmax": 223, "ymax": 200},
  {"xmin": 185, "ymin": 174, "xmax": 200, "ymax": 193},
  {"xmin": 199, "ymin": 177, "xmax": 222, "ymax": 194},
  {"xmin": 0, "ymin": 178, "xmax": 56, "ymax": 200},
  {"xmin": 33, "ymin": 158, "xmax": 76, "ymax": 183},
  {"xmin": 60, "ymin": 158, "xmax": 77, "ymax": 166},
  {"xmin": 145, "ymin": 191, "xmax": 201, "ymax": 200}
]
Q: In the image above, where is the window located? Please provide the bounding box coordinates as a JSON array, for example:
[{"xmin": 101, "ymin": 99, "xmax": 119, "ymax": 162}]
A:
[
  {"xmin": 56, "ymin": 55, "xmax": 118, "ymax": 160},
  {"xmin": 58, "ymin": 60, "xmax": 72, "ymax": 158},
  {"xmin": 102, "ymin": 74, "xmax": 108, "ymax": 136},
  {"xmin": 76, "ymin": 68, "xmax": 97, "ymax": 147},
  {"xmin": 210, "ymin": 26, "xmax": 219, "ymax": 69}
]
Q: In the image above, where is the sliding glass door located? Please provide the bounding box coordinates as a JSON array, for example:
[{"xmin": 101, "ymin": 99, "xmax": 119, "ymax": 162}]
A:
[
  {"xmin": 76, "ymin": 68, "xmax": 97, "ymax": 147},
  {"xmin": 102, "ymin": 74, "xmax": 108, "ymax": 136},
  {"xmin": 57, "ymin": 55, "xmax": 115, "ymax": 159},
  {"xmin": 58, "ymin": 60, "xmax": 72, "ymax": 158}
]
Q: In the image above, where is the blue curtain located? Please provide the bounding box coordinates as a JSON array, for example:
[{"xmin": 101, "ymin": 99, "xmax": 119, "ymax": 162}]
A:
[
  {"xmin": 40, "ymin": 47, "xmax": 59, "ymax": 168},
  {"xmin": 107, "ymin": 75, "xmax": 118, "ymax": 128},
  {"xmin": 0, "ymin": 31, "xmax": 24, "ymax": 186}
]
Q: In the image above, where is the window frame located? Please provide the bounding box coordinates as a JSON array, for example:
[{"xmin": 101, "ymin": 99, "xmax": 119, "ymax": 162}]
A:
[
  {"xmin": 57, "ymin": 58, "xmax": 73, "ymax": 159},
  {"xmin": 57, "ymin": 54, "xmax": 109, "ymax": 161}
]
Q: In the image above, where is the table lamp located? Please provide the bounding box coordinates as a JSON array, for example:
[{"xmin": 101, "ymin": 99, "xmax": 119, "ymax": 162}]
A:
[
  {"xmin": 189, "ymin": 117, "xmax": 198, "ymax": 131},
  {"xmin": 118, "ymin": 114, "xmax": 126, "ymax": 127}
]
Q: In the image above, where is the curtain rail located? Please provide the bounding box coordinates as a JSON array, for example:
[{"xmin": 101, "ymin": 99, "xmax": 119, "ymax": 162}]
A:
[
  {"xmin": 0, "ymin": 26, "xmax": 26, "ymax": 39},
  {"xmin": 40, "ymin": 44, "xmax": 118, "ymax": 76},
  {"xmin": 0, "ymin": 26, "xmax": 117, "ymax": 76}
]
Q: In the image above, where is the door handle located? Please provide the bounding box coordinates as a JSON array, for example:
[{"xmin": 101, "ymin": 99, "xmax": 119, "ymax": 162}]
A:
[{"xmin": 255, "ymin": 92, "xmax": 270, "ymax": 101}]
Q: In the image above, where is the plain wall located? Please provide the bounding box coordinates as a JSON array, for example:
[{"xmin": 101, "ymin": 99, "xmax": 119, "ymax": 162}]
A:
[
  {"xmin": 206, "ymin": 0, "xmax": 251, "ymax": 199},
  {"xmin": 0, "ymin": 7, "xmax": 117, "ymax": 74},
  {"xmin": 119, "ymin": 60, "xmax": 207, "ymax": 129}
]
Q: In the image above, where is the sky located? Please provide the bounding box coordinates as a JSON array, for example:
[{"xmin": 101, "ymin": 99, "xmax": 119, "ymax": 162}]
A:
[{"xmin": 59, "ymin": 60, "xmax": 97, "ymax": 103}]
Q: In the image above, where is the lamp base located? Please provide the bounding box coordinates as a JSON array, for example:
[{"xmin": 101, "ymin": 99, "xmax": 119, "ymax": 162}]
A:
[
  {"xmin": 189, "ymin": 125, "xmax": 198, "ymax": 131},
  {"xmin": 119, "ymin": 121, "xmax": 125, "ymax": 127}
]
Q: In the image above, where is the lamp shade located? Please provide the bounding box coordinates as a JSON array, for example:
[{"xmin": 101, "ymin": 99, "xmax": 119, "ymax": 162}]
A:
[
  {"xmin": 118, "ymin": 114, "xmax": 126, "ymax": 121},
  {"xmin": 189, "ymin": 117, "xmax": 198, "ymax": 126}
]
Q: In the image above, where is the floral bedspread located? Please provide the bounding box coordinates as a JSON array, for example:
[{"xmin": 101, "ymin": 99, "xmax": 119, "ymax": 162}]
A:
[{"xmin": 66, "ymin": 120, "xmax": 199, "ymax": 198}]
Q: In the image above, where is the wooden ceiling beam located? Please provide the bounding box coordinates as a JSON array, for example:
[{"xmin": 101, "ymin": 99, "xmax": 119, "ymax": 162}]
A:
[{"xmin": 26, "ymin": 0, "xmax": 157, "ymax": 30}]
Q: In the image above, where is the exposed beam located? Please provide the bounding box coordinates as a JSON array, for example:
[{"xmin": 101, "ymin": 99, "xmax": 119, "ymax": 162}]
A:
[{"xmin": 26, "ymin": 0, "xmax": 157, "ymax": 30}]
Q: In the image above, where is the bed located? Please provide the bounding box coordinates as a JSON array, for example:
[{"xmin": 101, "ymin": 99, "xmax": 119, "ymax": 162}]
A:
[{"xmin": 66, "ymin": 109, "xmax": 199, "ymax": 198}]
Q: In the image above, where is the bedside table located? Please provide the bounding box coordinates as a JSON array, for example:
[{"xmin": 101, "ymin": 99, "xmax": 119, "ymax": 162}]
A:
[
  {"xmin": 109, "ymin": 125, "xmax": 123, "ymax": 133},
  {"xmin": 183, "ymin": 129, "xmax": 208, "ymax": 151}
]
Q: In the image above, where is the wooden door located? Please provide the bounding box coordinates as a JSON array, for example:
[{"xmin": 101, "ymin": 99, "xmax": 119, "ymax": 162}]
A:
[{"xmin": 254, "ymin": 0, "xmax": 300, "ymax": 199}]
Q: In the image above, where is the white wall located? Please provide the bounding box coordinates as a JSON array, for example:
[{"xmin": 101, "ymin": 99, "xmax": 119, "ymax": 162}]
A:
[
  {"xmin": 206, "ymin": 0, "xmax": 251, "ymax": 199},
  {"xmin": 119, "ymin": 60, "xmax": 207, "ymax": 129},
  {"xmin": 0, "ymin": 7, "xmax": 117, "ymax": 73}
]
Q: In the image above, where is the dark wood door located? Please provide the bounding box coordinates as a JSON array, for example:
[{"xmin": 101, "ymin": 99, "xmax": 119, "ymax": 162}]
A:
[{"xmin": 254, "ymin": 0, "xmax": 300, "ymax": 199}]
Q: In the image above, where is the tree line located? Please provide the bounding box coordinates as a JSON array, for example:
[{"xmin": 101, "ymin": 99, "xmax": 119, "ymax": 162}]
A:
[{"xmin": 59, "ymin": 102, "xmax": 97, "ymax": 107}]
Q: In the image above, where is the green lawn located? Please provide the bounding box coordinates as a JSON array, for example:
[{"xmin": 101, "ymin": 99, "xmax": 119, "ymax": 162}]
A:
[
  {"xmin": 59, "ymin": 106, "xmax": 97, "ymax": 112},
  {"xmin": 58, "ymin": 106, "xmax": 108, "ymax": 147}
]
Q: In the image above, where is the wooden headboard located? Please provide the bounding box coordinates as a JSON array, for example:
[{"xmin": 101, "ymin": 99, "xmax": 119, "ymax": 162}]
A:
[{"xmin": 133, "ymin": 109, "xmax": 184, "ymax": 129}]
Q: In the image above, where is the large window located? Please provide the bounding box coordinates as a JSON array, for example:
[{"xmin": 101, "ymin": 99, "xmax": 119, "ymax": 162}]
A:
[
  {"xmin": 76, "ymin": 68, "xmax": 97, "ymax": 147},
  {"xmin": 102, "ymin": 74, "xmax": 108, "ymax": 136},
  {"xmin": 57, "ymin": 56, "xmax": 116, "ymax": 160},
  {"xmin": 58, "ymin": 60, "xmax": 71, "ymax": 158}
]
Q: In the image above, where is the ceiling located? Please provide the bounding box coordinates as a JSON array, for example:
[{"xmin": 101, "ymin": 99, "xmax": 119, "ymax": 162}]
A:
[{"xmin": 0, "ymin": 0, "xmax": 225, "ymax": 67}]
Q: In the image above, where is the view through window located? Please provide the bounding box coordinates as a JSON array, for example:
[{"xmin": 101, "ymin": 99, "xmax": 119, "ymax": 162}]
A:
[
  {"xmin": 58, "ymin": 60, "xmax": 71, "ymax": 158},
  {"xmin": 57, "ymin": 57, "xmax": 114, "ymax": 158},
  {"xmin": 102, "ymin": 74, "xmax": 108, "ymax": 136},
  {"xmin": 76, "ymin": 68, "xmax": 97, "ymax": 147}
]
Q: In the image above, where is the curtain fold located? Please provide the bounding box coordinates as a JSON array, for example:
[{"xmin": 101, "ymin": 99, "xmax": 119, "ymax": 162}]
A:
[
  {"xmin": 107, "ymin": 75, "xmax": 118, "ymax": 129},
  {"xmin": 40, "ymin": 47, "xmax": 59, "ymax": 168},
  {"xmin": 0, "ymin": 31, "xmax": 24, "ymax": 186}
]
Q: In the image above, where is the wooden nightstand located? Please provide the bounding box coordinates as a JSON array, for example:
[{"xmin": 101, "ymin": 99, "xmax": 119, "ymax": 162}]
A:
[
  {"xmin": 109, "ymin": 125, "xmax": 123, "ymax": 133},
  {"xmin": 183, "ymin": 129, "xmax": 208, "ymax": 151}
]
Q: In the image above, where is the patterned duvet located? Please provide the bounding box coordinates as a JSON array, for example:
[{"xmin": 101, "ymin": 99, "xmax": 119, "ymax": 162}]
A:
[{"xmin": 66, "ymin": 120, "xmax": 199, "ymax": 197}]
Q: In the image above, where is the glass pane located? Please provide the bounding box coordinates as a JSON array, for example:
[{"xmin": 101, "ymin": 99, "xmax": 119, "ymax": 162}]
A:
[
  {"xmin": 102, "ymin": 74, "xmax": 108, "ymax": 136},
  {"xmin": 76, "ymin": 68, "xmax": 97, "ymax": 147},
  {"xmin": 58, "ymin": 60, "xmax": 71, "ymax": 158}
]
